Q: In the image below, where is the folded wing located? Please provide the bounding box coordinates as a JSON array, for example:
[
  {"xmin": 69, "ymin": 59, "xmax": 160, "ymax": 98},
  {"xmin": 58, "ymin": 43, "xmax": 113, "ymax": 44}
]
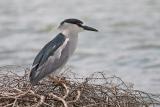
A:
[{"xmin": 30, "ymin": 33, "xmax": 67, "ymax": 85}]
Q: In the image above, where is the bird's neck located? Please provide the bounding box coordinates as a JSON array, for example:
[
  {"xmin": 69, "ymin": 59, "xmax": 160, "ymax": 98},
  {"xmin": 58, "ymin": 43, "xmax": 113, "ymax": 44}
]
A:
[
  {"xmin": 62, "ymin": 30, "xmax": 78, "ymax": 49},
  {"xmin": 61, "ymin": 29, "xmax": 79, "ymax": 56},
  {"xmin": 61, "ymin": 29, "xmax": 78, "ymax": 38}
]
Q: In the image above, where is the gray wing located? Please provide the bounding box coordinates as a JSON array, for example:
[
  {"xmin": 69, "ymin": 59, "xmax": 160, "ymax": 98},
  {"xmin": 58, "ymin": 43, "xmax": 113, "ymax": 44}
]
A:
[{"xmin": 30, "ymin": 33, "xmax": 68, "ymax": 85}]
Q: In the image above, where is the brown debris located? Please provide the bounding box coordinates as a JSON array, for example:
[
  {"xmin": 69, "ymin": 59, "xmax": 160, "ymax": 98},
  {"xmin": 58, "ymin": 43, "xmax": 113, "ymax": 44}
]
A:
[{"xmin": 0, "ymin": 67, "xmax": 160, "ymax": 107}]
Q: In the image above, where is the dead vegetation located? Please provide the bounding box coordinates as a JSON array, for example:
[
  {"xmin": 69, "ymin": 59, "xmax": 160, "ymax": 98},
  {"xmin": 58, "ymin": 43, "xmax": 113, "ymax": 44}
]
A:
[{"xmin": 0, "ymin": 66, "xmax": 160, "ymax": 107}]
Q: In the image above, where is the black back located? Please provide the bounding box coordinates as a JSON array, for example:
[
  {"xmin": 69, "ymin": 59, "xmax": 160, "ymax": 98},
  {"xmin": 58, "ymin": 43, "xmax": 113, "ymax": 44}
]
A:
[
  {"xmin": 30, "ymin": 33, "xmax": 70, "ymax": 85},
  {"xmin": 30, "ymin": 33, "xmax": 66, "ymax": 83}
]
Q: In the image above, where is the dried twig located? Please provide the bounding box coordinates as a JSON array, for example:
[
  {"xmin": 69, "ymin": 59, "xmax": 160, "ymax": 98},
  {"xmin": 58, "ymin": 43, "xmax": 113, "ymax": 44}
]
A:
[
  {"xmin": 0, "ymin": 66, "xmax": 160, "ymax": 107},
  {"xmin": 49, "ymin": 93, "xmax": 68, "ymax": 107}
]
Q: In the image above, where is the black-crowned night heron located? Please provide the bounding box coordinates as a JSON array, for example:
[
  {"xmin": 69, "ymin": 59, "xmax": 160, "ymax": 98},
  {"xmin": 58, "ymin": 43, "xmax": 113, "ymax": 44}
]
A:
[{"xmin": 29, "ymin": 18, "xmax": 98, "ymax": 85}]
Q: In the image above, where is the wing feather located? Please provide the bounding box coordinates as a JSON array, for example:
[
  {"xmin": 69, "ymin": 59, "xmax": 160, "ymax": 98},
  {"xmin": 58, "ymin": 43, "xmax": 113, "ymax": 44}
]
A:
[{"xmin": 30, "ymin": 33, "xmax": 66, "ymax": 84}]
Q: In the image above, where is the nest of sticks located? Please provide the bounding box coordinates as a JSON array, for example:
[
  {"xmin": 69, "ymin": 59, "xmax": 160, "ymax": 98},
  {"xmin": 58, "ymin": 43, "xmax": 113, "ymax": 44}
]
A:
[{"xmin": 0, "ymin": 65, "xmax": 160, "ymax": 107}]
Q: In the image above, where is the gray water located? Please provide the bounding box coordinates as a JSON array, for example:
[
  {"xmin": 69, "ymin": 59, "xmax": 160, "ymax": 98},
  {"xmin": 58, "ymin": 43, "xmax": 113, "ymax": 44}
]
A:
[{"xmin": 0, "ymin": 0, "xmax": 160, "ymax": 93}]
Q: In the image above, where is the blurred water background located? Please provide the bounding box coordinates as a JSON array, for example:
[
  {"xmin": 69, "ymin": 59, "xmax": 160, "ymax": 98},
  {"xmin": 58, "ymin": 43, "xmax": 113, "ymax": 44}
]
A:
[{"xmin": 0, "ymin": 0, "xmax": 160, "ymax": 93}]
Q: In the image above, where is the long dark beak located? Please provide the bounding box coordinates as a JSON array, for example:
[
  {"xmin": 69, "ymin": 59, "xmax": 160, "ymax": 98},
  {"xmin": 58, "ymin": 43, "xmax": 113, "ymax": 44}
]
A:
[{"xmin": 81, "ymin": 25, "xmax": 98, "ymax": 32}]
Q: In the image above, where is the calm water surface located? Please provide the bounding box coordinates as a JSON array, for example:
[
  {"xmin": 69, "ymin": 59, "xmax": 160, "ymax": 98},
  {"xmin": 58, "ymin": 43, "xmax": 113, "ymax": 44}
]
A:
[{"xmin": 0, "ymin": 0, "xmax": 160, "ymax": 93}]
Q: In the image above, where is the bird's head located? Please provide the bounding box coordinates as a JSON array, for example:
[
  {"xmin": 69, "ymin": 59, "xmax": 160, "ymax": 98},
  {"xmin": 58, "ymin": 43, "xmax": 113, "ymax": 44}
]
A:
[{"xmin": 58, "ymin": 18, "xmax": 98, "ymax": 35}]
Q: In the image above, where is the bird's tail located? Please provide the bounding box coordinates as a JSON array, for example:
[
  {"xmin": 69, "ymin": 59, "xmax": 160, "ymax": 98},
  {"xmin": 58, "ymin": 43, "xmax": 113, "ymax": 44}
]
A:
[{"xmin": 29, "ymin": 65, "xmax": 40, "ymax": 85}]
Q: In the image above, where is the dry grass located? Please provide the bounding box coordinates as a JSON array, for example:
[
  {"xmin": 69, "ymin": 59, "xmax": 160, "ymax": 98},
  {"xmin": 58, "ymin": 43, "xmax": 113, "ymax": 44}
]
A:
[{"xmin": 0, "ymin": 66, "xmax": 160, "ymax": 107}]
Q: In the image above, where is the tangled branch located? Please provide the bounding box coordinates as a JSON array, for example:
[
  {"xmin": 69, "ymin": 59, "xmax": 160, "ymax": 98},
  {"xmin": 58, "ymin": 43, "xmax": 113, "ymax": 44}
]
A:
[{"xmin": 0, "ymin": 66, "xmax": 160, "ymax": 107}]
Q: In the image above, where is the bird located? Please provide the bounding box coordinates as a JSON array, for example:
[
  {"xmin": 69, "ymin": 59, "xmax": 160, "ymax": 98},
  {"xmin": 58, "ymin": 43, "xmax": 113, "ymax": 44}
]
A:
[{"xmin": 29, "ymin": 18, "xmax": 98, "ymax": 85}]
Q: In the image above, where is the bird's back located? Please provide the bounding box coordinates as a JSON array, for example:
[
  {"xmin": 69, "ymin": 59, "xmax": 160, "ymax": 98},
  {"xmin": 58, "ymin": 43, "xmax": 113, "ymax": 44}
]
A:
[{"xmin": 30, "ymin": 33, "xmax": 69, "ymax": 85}]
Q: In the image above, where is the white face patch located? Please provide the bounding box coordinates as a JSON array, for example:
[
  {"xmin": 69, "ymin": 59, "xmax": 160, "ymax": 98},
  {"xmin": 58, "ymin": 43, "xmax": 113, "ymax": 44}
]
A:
[{"xmin": 59, "ymin": 23, "xmax": 84, "ymax": 36}]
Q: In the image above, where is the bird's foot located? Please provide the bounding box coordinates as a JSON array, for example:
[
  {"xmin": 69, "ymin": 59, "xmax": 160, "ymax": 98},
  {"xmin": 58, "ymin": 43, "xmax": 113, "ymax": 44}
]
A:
[{"xmin": 48, "ymin": 75, "xmax": 69, "ymax": 85}]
